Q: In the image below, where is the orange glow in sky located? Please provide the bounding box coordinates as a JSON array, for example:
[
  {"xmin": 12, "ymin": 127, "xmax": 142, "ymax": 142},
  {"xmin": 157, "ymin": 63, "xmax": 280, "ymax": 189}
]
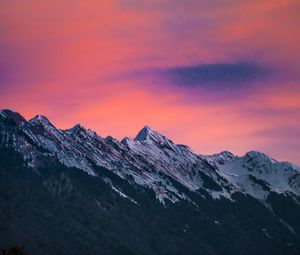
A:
[{"xmin": 1, "ymin": 0, "xmax": 300, "ymax": 164}]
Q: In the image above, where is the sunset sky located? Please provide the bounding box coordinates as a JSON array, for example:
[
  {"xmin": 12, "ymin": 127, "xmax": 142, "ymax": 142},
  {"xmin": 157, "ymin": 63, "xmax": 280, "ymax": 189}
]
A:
[{"xmin": 1, "ymin": 0, "xmax": 300, "ymax": 164}]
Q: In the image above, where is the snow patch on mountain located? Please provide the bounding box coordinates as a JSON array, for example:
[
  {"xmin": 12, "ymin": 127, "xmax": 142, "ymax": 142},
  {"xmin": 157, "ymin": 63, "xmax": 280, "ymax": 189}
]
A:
[
  {"xmin": 103, "ymin": 177, "xmax": 138, "ymax": 204},
  {"xmin": 216, "ymin": 151, "xmax": 300, "ymax": 200},
  {"xmin": 1, "ymin": 109, "xmax": 299, "ymax": 205}
]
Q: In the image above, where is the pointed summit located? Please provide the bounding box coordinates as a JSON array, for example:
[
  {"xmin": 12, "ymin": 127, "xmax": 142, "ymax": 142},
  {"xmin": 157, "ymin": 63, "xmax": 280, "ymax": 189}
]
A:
[
  {"xmin": 64, "ymin": 123, "xmax": 99, "ymax": 139},
  {"xmin": 135, "ymin": 125, "xmax": 170, "ymax": 144},
  {"xmin": 29, "ymin": 114, "xmax": 52, "ymax": 126},
  {"xmin": 121, "ymin": 136, "xmax": 133, "ymax": 146},
  {"xmin": 65, "ymin": 123, "xmax": 84, "ymax": 133},
  {"xmin": 135, "ymin": 125, "xmax": 156, "ymax": 141},
  {"xmin": 134, "ymin": 125, "xmax": 181, "ymax": 153}
]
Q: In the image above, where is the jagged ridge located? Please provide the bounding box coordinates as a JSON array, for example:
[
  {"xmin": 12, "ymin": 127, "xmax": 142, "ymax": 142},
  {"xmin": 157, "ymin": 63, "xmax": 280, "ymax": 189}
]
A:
[
  {"xmin": 1, "ymin": 109, "xmax": 300, "ymax": 255},
  {"xmin": 0, "ymin": 109, "xmax": 299, "ymax": 204}
]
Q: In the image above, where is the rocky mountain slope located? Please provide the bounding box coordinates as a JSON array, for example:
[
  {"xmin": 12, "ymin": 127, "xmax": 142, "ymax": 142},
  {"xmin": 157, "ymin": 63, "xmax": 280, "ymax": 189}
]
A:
[{"xmin": 0, "ymin": 109, "xmax": 299, "ymax": 255}]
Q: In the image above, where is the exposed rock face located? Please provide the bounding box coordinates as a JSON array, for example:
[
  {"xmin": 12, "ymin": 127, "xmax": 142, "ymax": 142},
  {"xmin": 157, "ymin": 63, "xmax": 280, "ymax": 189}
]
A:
[{"xmin": 0, "ymin": 109, "xmax": 299, "ymax": 255}]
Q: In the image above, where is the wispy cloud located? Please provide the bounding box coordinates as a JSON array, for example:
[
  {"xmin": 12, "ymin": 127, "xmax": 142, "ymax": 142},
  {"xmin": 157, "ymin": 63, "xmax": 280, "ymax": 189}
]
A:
[
  {"xmin": 1, "ymin": 0, "xmax": 300, "ymax": 165},
  {"xmin": 253, "ymin": 126, "xmax": 300, "ymax": 140},
  {"xmin": 157, "ymin": 62, "xmax": 271, "ymax": 89}
]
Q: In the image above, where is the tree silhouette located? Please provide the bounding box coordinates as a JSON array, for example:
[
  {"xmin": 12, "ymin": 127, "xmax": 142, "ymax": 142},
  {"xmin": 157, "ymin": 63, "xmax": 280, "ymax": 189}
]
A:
[{"xmin": 0, "ymin": 245, "xmax": 28, "ymax": 255}]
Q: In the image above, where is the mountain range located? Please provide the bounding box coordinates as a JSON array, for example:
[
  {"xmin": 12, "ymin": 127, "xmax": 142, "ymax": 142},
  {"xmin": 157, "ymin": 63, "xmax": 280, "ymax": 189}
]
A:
[{"xmin": 0, "ymin": 109, "xmax": 299, "ymax": 255}]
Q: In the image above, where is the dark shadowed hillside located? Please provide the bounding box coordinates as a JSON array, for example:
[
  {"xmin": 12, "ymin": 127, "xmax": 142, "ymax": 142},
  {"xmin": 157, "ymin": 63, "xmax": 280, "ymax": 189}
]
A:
[{"xmin": 0, "ymin": 110, "xmax": 300, "ymax": 255}]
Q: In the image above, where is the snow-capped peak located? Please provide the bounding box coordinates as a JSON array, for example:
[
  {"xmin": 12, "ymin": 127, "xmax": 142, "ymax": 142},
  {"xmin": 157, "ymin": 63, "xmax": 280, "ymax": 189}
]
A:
[
  {"xmin": 206, "ymin": 151, "xmax": 235, "ymax": 166},
  {"xmin": 1, "ymin": 109, "xmax": 300, "ymax": 204},
  {"xmin": 29, "ymin": 114, "xmax": 52, "ymax": 126},
  {"xmin": 64, "ymin": 123, "xmax": 84, "ymax": 133},
  {"xmin": 245, "ymin": 151, "xmax": 278, "ymax": 164},
  {"xmin": 135, "ymin": 125, "xmax": 157, "ymax": 141},
  {"xmin": 121, "ymin": 136, "xmax": 133, "ymax": 147},
  {"xmin": 134, "ymin": 125, "xmax": 173, "ymax": 145},
  {"xmin": 28, "ymin": 114, "xmax": 66, "ymax": 144}
]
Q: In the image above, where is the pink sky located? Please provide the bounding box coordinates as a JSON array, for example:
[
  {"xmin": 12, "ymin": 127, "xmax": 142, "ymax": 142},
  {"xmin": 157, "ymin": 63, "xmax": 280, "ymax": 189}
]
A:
[{"xmin": 1, "ymin": 0, "xmax": 300, "ymax": 164}]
